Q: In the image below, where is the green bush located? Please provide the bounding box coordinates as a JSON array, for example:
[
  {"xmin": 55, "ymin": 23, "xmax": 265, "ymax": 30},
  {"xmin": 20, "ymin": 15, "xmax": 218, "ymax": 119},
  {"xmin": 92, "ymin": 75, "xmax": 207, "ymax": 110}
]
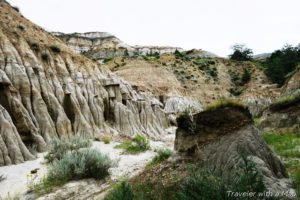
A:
[
  {"xmin": 115, "ymin": 134, "xmax": 150, "ymax": 154},
  {"xmin": 229, "ymin": 44, "xmax": 253, "ymax": 61},
  {"xmin": 264, "ymin": 44, "xmax": 300, "ymax": 86},
  {"xmin": 232, "ymin": 156, "xmax": 266, "ymax": 193},
  {"xmin": 241, "ymin": 68, "xmax": 251, "ymax": 85},
  {"xmin": 45, "ymin": 136, "xmax": 91, "ymax": 163},
  {"xmin": 293, "ymin": 168, "xmax": 300, "ymax": 197},
  {"xmin": 177, "ymin": 169, "xmax": 228, "ymax": 200},
  {"xmin": 150, "ymin": 149, "xmax": 172, "ymax": 166},
  {"xmin": 105, "ymin": 180, "xmax": 157, "ymax": 200},
  {"xmin": 174, "ymin": 49, "xmax": 185, "ymax": 59},
  {"xmin": 104, "ymin": 181, "xmax": 134, "ymax": 200},
  {"xmin": 34, "ymin": 149, "xmax": 114, "ymax": 194},
  {"xmin": 178, "ymin": 157, "xmax": 272, "ymax": 200},
  {"xmin": 49, "ymin": 149, "xmax": 113, "ymax": 180}
]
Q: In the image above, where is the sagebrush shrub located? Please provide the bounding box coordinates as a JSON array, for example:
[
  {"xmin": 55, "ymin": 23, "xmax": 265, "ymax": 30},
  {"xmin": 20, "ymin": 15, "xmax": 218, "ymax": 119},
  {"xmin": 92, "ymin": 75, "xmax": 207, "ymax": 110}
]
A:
[
  {"xmin": 115, "ymin": 134, "xmax": 150, "ymax": 154},
  {"xmin": 104, "ymin": 181, "xmax": 134, "ymax": 200},
  {"xmin": 150, "ymin": 149, "xmax": 172, "ymax": 165},
  {"xmin": 34, "ymin": 149, "xmax": 114, "ymax": 195},
  {"xmin": 47, "ymin": 149, "xmax": 114, "ymax": 181},
  {"xmin": 45, "ymin": 135, "xmax": 91, "ymax": 163}
]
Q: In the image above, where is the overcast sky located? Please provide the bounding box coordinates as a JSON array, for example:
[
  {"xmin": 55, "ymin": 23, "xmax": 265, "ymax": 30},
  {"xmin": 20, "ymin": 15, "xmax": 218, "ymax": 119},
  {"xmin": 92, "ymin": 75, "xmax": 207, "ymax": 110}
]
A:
[{"xmin": 6, "ymin": 0, "xmax": 300, "ymax": 57}]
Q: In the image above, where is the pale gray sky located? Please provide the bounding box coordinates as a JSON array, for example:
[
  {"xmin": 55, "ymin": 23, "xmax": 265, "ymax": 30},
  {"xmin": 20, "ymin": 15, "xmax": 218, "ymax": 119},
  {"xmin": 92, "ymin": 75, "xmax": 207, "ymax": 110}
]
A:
[{"xmin": 6, "ymin": 0, "xmax": 300, "ymax": 56}]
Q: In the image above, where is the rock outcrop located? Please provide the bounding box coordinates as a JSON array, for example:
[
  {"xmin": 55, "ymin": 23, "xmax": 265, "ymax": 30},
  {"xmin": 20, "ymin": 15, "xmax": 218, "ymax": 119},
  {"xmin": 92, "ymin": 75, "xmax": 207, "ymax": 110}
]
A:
[
  {"xmin": 175, "ymin": 105, "xmax": 291, "ymax": 193},
  {"xmin": 283, "ymin": 68, "xmax": 300, "ymax": 95},
  {"xmin": 260, "ymin": 91, "xmax": 300, "ymax": 132},
  {"xmin": 164, "ymin": 96, "xmax": 202, "ymax": 114},
  {"xmin": 53, "ymin": 32, "xmax": 217, "ymax": 60},
  {"xmin": 0, "ymin": 1, "xmax": 168, "ymax": 166}
]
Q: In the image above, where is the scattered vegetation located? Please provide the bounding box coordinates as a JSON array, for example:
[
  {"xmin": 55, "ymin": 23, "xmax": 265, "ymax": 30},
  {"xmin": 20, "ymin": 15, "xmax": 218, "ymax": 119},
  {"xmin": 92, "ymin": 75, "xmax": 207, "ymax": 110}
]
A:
[
  {"xmin": 263, "ymin": 131, "xmax": 300, "ymax": 197},
  {"xmin": 181, "ymin": 157, "xmax": 270, "ymax": 200},
  {"xmin": 105, "ymin": 157, "xmax": 275, "ymax": 200},
  {"xmin": 33, "ymin": 149, "xmax": 114, "ymax": 195},
  {"xmin": 264, "ymin": 44, "xmax": 300, "ymax": 86},
  {"xmin": 115, "ymin": 134, "xmax": 150, "ymax": 154},
  {"xmin": 229, "ymin": 44, "xmax": 253, "ymax": 61},
  {"xmin": 149, "ymin": 149, "xmax": 172, "ymax": 166},
  {"xmin": 205, "ymin": 99, "xmax": 247, "ymax": 112},
  {"xmin": 228, "ymin": 68, "xmax": 251, "ymax": 96},
  {"xmin": 143, "ymin": 50, "xmax": 160, "ymax": 60},
  {"xmin": 49, "ymin": 45, "xmax": 61, "ymax": 53},
  {"xmin": 269, "ymin": 90, "xmax": 300, "ymax": 111},
  {"xmin": 241, "ymin": 68, "xmax": 251, "ymax": 84},
  {"xmin": 104, "ymin": 181, "xmax": 134, "ymax": 200},
  {"xmin": 45, "ymin": 136, "xmax": 91, "ymax": 163},
  {"xmin": 193, "ymin": 58, "xmax": 218, "ymax": 80},
  {"xmin": 174, "ymin": 49, "xmax": 185, "ymax": 59}
]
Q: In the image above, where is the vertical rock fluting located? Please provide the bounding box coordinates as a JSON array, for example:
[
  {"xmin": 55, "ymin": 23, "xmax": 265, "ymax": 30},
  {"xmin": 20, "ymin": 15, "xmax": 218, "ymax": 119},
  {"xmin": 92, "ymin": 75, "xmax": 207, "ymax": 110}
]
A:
[{"xmin": 0, "ymin": 1, "xmax": 168, "ymax": 166}]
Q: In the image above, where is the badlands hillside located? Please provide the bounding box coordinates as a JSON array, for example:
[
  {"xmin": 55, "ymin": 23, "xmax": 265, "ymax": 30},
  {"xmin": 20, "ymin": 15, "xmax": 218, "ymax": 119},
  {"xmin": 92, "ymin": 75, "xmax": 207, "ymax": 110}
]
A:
[
  {"xmin": 0, "ymin": 0, "xmax": 300, "ymax": 199},
  {"xmin": 55, "ymin": 32, "xmax": 279, "ymax": 113}
]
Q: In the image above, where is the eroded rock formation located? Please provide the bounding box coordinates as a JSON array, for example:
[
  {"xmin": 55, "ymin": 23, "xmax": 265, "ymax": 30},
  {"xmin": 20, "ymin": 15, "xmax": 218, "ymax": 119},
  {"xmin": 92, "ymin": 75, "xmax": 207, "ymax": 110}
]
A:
[
  {"xmin": 53, "ymin": 32, "xmax": 217, "ymax": 60},
  {"xmin": 175, "ymin": 105, "xmax": 291, "ymax": 193},
  {"xmin": 260, "ymin": 95, "xmax": 300, "ymax": 132},
  {"xmin": 0, "ymin": 1, "xmax": 168, "ymax": 166}
]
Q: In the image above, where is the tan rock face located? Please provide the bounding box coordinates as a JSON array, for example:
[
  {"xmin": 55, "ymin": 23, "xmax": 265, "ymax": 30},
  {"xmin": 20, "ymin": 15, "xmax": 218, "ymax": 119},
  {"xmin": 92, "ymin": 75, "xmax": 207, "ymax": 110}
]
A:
[
  {"xmin": 0, "ymin": 1, "xmax": 168, "ymax": 166},
  {"xmin": 175, "ymin": 106, "xmax": 290, "ymax": 193}
]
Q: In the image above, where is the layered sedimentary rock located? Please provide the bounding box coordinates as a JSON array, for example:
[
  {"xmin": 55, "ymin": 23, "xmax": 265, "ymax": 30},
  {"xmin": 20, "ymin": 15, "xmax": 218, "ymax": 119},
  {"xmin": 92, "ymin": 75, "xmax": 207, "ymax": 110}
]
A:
[
  {"xmin": 260, "ymin": 70, "xmax": 300, "ymax": 131},
  {"xmin": 164, "ymin": 96, "xmax": 202, "ymax": 114},
  {"xmin": 0, "ymin": 1, "xmax": 168, "ymax": 166},
  {"xmin": 260, "ymin": 92, "xmax": 300, "ymax": 132},
  {"xmin": 283, "ymin": 68, "xmax": 300, "ymax": 95},
  {"xmin": 53, "ymin": 32, "xmax": 217, "ymax": 60},
  {"xmin": 175, "ymin": 105, "xmax": 291, "ymax": 193}
]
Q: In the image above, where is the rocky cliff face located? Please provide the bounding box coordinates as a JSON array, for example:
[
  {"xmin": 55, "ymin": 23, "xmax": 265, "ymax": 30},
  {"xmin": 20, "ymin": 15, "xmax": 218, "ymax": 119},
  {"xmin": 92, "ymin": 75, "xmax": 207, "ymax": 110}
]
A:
[
  {"xmin": 260, "ymin": 91, "xmax": 300, "ymax": 132},
  {"xmin": 53, "ymin": 32, "xmax": 217, "ymax": 60},
  {"xmin": 282, "ymin": 68, "xmax": 300, "ymax": 95},
  {"xmin": 260, "ymin": 70, "xmax": 300, "ymax": 132},
  {"xmin": 0, "ymin": 1, "xmax": 168, "ymax": 166},
  {"xmin": 175, "ymin": 105, "xmax": 291, "ymax": 193}
]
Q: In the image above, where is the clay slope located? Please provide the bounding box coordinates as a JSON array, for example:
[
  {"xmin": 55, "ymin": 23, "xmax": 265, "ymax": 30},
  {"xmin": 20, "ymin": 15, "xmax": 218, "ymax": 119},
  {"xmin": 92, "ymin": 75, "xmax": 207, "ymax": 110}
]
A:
[
  {"xmin": 0, "ymin": 1, "xmax": 168, "ymax": 166},
  {"xmin": 175, "ymin": 105, "xmax": 290, "ymax": 193}
]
